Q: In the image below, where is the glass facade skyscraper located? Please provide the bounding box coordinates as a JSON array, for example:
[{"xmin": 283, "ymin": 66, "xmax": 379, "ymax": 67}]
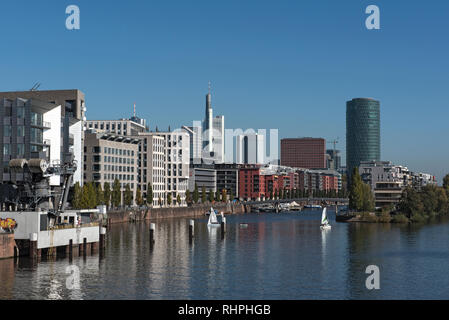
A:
[{"xmin": 346, "ymin": 98, "xmax": 380, "ymax": 177}]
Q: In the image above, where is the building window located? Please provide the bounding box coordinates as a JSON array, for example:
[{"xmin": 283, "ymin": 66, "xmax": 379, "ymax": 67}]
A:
[
  {"xmin": 17, "ymin": 126, "xmax": 25, "ymax": 137},
  {"xmin": 3, "ymin": 125, "xmax": 11, "ymax": 137},
  {"xmin": 3, "ymin": 144, "xmax": 10, "ymax": 155},
  {"xmin": 17, "ymin": 144, "xmax": 25, "ymax": 155},
  {"xmin": 17, "ymin": 107, "xmax": 25, "ymax": 119}
]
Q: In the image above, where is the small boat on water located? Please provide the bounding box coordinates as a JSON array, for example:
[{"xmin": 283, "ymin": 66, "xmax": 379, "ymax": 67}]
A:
[
  {"xmin": 205, "ymin": 208, "xmax": 218, "ymax": 216},
  {"xmin": 207, "ymin": 207, "xmax": 221, "ymax": 227},
  {"xmin": 304, "ymin": 204, "xmax": 322, "ymax": 209},
  {"xmin": 320, "ymin": 207, "xmax": 331, "ymax": 230}
]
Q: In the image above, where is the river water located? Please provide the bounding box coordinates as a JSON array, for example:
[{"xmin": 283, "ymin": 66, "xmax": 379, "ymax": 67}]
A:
[{"xmin": 1, "ymin": 210, "xmax": 449, "ymax": 300}]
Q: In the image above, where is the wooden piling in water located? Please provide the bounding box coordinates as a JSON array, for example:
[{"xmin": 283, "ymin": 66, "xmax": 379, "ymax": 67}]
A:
[
  {"xmin": 99, "ymin": 227, "xmax": 106, "ymax": 251},
  {"xmin": 189, "ymin": 220, "xmax": 194, "ymax": 241},
  {"xmin": 150, "ymin": 223, "xmax": 155, "ymax": 248}
]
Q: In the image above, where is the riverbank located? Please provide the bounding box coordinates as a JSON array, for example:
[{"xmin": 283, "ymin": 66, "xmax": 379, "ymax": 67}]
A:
[
  {"xmin": 105, "ymin": 203, "xmax": 248, "ymax": 224},
  {"xmin": 336, "ymin": 211, "xmax": 449, "ymax": 224}
]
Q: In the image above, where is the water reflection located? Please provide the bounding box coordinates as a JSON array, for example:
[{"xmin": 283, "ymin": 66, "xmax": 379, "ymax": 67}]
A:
[{"xmin": 2, "ymin": 213, "xmax": 449, "ymax": 299}]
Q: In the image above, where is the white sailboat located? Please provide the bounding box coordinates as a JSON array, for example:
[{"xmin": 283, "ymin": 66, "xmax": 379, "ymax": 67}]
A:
[
  {"xmin": 320, "ymin": 207, "xmax": 331, "ymax": 230},
  {"xmin": 207, "ymin": 207, "xmax": 220, "ymax": 227}
]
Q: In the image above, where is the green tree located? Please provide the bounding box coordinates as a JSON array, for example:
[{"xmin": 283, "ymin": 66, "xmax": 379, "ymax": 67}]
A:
[
  {"xmin": 279, "ymin": 189, "xmax": 283, "ymax": 200},
  {"xmin": 361, "ymin": 183, "xmax": 375, "ymax": 212},
  {"xmin": 222, "ymin": 189, "xmax": 227, "ymax": 202},
  {"xmin": 147, "ymin": 182, "xmax": 153, "ymax": 206},
  {"xmin": 201, "ymin": 186, "xmax": 206, "ymax": 204},
  {"xmin": 136, "ymin": 187, "xmax": 143, "ymax": 206},
  {"xmin": 349, "ymin": 167, "xmax": 363, "ymax": 211},
  {"xmin": 72, "ymin": 182, "xmax": 82, "ymax": 209},
  {"xmin": 123, "ymin": 184, "xmax": 133, "ymax": 207},
  {"xmin": 215, "ymin": 190, "xmax": 220, "ymax": 202},
  {"xmin": 229, "ymin": 188, "xmax": 234, "ymax": 202},
  {"xmin": 158, "ymin": 196, "xmax": 162, "ymax": 206},
  {"xmin": 269, "ymin": 190, "xmax": 273, "ymax": 200},
  {"xmin": 86, "ymin": 182, "xmax": 97, "ymax": 209},
  {"xmin": 112, "ymin": 179, "xmax": 122, "ymax": 208},
  {"xmin": 193, "ymin": 184, "xmax": 199, "ymax": 204},
  {"xmin": 208, "ymin": 190, "xmax": 214, "ymax": 203},
  {"xmin": 185, "ymin": 189, "xmax": 191, "ymax": 205},
  {"xmin": 103, "ymin": 182, "xmax": 111, "ymax": 208},
  {"xmin": 96, "ymin": 183, "xmax": 104, "ymax": 205},
  {"xmin": 177, "ymin": 194, "xmax": 181, "ymax": 205},
  {"xmin": 443, "ymin": 174, "xmax": 449, "ymax": 191},
  {"xmin": 167, "ymin": 193, "xmax": 172, "ymax": 206}
]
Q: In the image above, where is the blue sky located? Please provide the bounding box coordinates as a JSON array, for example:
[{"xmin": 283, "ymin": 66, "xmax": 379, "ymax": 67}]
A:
[{"xmin": 0, "ymin": 0, "xmax": 448, "ymax": 181}]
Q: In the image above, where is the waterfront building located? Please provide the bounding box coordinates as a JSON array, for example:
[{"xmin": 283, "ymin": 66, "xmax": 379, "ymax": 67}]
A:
[
  {"xmin": 215, "ymin": 163, "xmax": 240, "ymax": 200},
  {"xmin": 188, "ymin": 164, "xmax": 216, "ymax": 193},
  {"xmin": 0, "ymin": 89, "xmax": 86, "ymax": 185},
  {"xmin": 346, "ymin": 98, "xmax": 381, "ymax": 177},
  {"xmin": 135, "ymin": 133, "xmax": 165, "ymax": 206},
  {"xmin": 238, "ymin": 164, "xmax": 265, "ymax": 201},
  {"xmin": 359, "ymin": 160, "xmax": 437, "ymax": 207},
  {"xmin": 85, "ymin": 118, "xmax": 147, "ymax": 137},
  {"xmin": 236, "ymin": 133, "xmax": 265, "ymax": 164},
  {"xmin": 83, "ymin": 130, "xmax": 140, "ymax": 205},
  {"xmin": 137, "ymin": 131, "xmax": 190, "ymax": 206},
  {"xmin": 280, "ymin": 138, "xmax": 326, "ymax": 169}
]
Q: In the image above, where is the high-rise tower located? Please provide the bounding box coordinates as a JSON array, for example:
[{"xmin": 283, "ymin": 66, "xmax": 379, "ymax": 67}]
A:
[{"xmin": 346, "ymin": 98, "xmax": 381, "ymax": 177}]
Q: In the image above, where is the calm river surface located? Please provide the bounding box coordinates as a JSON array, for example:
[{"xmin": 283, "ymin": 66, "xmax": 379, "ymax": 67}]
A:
[{"xmin": 1, "ymin": 210, "xmax": 449, "ymax": 300}]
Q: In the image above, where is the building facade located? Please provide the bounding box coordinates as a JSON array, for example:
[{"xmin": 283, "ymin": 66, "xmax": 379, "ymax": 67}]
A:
[
  {"xmin": 85, "ymin": 119, "xmax": 147, "ymax": 137},
  {"xmin": 280, "ymin": 138, "xmax": 326, "ymax": 169},
  {"xmin": 202, "ymin": 85, "xmax": 225, "ymax": 164},
  {"xmin": 0, "ymin": 89, "xmax": 86, "ymax": 185},
  {"xmin": 215, "ymin": 163, "xmax": 240, "ymax": 199},
  {"xmin": 346, "ymin": 98, "xmax": 381, "ymax": 177},
  {"xmin": 188, "ymin": 164, "xmax": 216, "ymax": 193},
  {"xmin": 83, "ymin": 130, "xmax": 140, "ymax": 205},
  {"xmin": 137, "ymin": 131, "xmax": 190, "ymax": 206}
]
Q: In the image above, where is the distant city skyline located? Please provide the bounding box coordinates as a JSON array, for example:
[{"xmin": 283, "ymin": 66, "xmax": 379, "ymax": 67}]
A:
[{"xmin": 0, "ymin": 1, "xmax": 448, "ymax": 181}]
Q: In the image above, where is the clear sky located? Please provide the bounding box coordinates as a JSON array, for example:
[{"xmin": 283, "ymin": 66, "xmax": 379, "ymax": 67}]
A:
[{"xmin": 0, "ymin": 0, "xmax": 448, "ymax": 181}]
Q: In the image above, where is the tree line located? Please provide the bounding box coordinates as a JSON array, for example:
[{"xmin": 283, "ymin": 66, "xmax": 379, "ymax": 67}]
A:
[{"xmin": 348, "ymin": 167, "xmax": 449, "ymax": 223}]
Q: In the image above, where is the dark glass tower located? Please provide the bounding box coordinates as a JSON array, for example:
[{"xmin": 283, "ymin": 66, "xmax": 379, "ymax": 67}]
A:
[{"xmin": 346, "ymin": 98, "xmax": 380, "ymax": 177}]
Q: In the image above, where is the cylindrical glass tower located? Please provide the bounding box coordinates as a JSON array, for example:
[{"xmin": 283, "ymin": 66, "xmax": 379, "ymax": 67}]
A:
[{"xmin": 346, "ymin": 98, "xmax": 380, "ymax": 176}]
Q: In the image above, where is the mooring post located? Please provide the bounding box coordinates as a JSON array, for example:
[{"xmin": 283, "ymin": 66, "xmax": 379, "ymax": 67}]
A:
[
  {"xmin": 221, "ymin": 213, "xmax": 226, "ymax": 238},
  {"xmin": 99, "ymin": 227, "xmax": 106, "ymax": 251},
  {"xmin": 69, "ymin": 239, "xmax": 73, "ymax": 260},
  {"xmin": 29, "ymin": 233, "xmax": 38, "ymax": 259},
  {"xmin": 83, "ymin": 238, "xmax": 87, "ymax": 256},
  {"xmin": 150, "ymin": 223, "xmax": 155, "ymax": 248},
  {"xmin": 189, "ymin": 220, "xmax": 194, "ymax": 241}
]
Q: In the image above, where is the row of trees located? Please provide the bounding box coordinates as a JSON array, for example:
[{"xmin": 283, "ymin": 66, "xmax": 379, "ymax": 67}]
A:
[
  {"xmin": 398, "ymin": 176, "xmax": 449, "ymax": 222},
  {"xmin": 348, "ymin": 168, "xmax": 449, "ymax": 223},
  {"xmin": 185, "ymin": 184, "xmax": 231, "ymax": 205}
]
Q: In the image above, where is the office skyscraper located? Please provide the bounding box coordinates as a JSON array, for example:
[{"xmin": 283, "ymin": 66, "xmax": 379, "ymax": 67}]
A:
[
  {"xmin": 202, "ymin": 83, "xmax": 224, "ymax": 163},
  {"xmin": 346, "ymin": 98, "xmax": 381, "ymax": 177}
]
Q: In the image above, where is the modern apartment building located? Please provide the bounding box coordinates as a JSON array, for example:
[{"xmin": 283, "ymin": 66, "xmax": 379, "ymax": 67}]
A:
[
  {"xmin": 0, "ymin": 89, "xmax": 86, "ymax": 185},
  {"xmin": 83, "ymin": 130, "xmax": 139, "ymax": 205},
  {"xmin": 215, "ymin": 163, "xmax": 240, "ymax": 200},
  {"xmin": 281, "ymin": 138, "xmax": 326, "ymax": 169},
  {"xmin": 326, "ymin": 149, "xmax": 342, "ymax": 171},
  {"xmin": 346, "ymin": 98, "xmax": 381, "ymax": 177},
  {"xmin": 137, "ymin": 131, "xmax": 190, "ymax": 207},
  {"xmin": 359, "ymin": 160, "xmax": 436, "ymax": 207},
  {"xmin": 188, "ymin": 164, "xmax": 216, "ymax": 193},
  {"xmin": 85, "ymin": 118, "xmax": 147, "ymax": 137}
]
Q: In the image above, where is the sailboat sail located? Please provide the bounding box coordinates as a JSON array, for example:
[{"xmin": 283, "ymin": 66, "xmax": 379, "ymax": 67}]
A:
[
  {"xmin": 321, "ymin": 208, "xmax": 328, "ymax": 225},
  {"xmin": 208, "ymin": 208, "xmax": 218, "ymax": 224}
]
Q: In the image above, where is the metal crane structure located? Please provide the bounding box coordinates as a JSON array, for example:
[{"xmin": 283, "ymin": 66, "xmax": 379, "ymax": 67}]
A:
[
  {"xmin": 327, "ymin": 137, "xmax": 339, "ymax": 152},
  {"xmin": 0, "ymin": 156, "xmax": 77, "ymax": 215}
]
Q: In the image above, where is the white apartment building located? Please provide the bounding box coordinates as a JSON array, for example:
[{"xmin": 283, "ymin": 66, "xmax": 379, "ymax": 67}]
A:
[{"xmin": 137, "ymin": 131, "xmax": 190, "ymax": 207}]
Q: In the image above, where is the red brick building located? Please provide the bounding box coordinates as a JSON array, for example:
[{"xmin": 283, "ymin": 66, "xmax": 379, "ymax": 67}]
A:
[
  {"xmin": 238, "ymin": 165, "xmax": 265, "ymax": 200},
  {"xmin": 281, "ymin": 138, "xmax": 326, "ymax": 169}
]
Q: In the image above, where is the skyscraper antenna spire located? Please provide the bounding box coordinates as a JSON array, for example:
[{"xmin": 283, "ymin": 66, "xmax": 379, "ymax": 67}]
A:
[
  {"xmin": 208, "ymin": 81, "xmax": 211, "ymax": 95},
  {"xmin": 133, "ymin": 102, "xmax": 136, "ymax": 117}
]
